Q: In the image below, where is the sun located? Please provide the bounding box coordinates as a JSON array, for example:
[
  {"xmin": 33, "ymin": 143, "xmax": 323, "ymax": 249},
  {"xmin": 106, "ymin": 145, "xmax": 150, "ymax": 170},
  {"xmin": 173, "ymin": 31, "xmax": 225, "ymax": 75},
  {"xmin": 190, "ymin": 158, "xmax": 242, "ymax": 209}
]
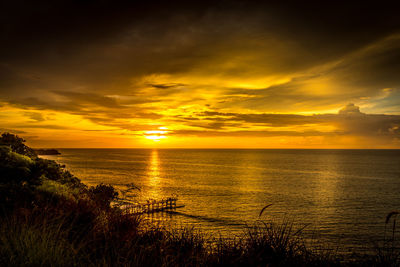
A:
[{"xmin": 144, "ymin": 127, "xmax": 169, "ymax": 142}]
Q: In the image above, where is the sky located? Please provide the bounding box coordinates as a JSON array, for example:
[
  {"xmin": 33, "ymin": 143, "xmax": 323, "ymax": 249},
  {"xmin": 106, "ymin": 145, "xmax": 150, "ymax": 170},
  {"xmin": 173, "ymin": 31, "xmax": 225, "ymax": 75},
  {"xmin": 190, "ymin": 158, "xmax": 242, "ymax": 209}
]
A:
[{"xmin": 1, "ymin": 0, "xmax": 400, "ymax": 148}]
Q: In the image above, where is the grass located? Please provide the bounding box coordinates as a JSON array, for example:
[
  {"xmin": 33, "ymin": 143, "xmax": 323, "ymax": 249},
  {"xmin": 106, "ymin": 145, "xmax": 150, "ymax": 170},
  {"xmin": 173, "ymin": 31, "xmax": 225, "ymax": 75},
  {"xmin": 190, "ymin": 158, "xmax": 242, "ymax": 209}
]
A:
[
  {"xmin": 0, "ymin": 200, "xmax": 342, "ymax": 266},
  {"xmin": 366, "ymin": 211, "xmax": 400, "ymax": 266},
  {"xmin": 1, "ymin": 198, "xmax": 400, "ymax": 266},
  {"xmin": 0, "ymin": 214, "xmax": 80, "ymax": 266}
]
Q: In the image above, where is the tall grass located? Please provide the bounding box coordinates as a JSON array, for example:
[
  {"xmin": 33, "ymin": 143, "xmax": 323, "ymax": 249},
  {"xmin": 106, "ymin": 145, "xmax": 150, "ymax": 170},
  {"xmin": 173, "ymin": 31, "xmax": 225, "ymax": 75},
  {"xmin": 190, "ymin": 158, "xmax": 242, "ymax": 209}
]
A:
[
  {"xmin": 364, "ymin": 211, "xmax": 400, "ymax": 266},
  {"xmin": 2, "ymin": 202, "xmax": 400, "ymax": 266},
  {"xmin": 207, "ymin": 220, "xmax": 340, "ymax": 267},
  {"xmin": 0, "ymin": 215, "xmax": 81, "ymax": 266},
  {"xmin": 1, "ymin": 202, "xmax": 341, "ymax": 266}
]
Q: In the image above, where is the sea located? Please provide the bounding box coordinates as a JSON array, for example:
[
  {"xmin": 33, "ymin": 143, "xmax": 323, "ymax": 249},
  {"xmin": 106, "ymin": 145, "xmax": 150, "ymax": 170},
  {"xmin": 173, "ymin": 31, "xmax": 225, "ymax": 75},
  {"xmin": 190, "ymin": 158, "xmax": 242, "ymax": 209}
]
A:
[{"xmin": 42, "ymin": 149, "xmax": 400, "ymax": 256}]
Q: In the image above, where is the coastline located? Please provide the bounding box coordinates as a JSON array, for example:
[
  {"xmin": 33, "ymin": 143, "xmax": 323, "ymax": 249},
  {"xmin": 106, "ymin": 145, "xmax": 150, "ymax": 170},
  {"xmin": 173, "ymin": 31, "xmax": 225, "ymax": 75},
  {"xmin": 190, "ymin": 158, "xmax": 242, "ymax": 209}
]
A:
[{"xmin": 34, "ymin": 148, "xmax": 61, "ymax": 155}]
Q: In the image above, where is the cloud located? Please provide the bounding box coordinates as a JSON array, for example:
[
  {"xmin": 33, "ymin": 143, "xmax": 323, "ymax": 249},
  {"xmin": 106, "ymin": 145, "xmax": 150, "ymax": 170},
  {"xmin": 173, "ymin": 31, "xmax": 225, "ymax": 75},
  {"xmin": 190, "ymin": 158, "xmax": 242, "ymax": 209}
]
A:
[
  {"xmin": 149, "ymin": 83, "xmax": 186, "ymax": 89},
  {"xmin": 0, "ymin": 1, "xmax": 399, "ymax": 147},
  {"xmin": 53, "ymin": 91, "xmax": 121, "ymax": 108},
  {"xmin": 24, "ymin": 112, "xmax": 45, "ymax": 122},
  {"xmin": 0, "ymin": 128, "xmax": 26, "ymax": 134},
  {"xmin": 174, "ymin": 104, "xmax": 400, "ymax": 139},
  {"xmin": 1, "ymin": 2, "xmax": 399, "ymax": 102},
  {"xmin": 12, "ymin": 124, "xmax": 71, "ymax": 130},
  {"xmin": 338, "ymin": 103, "xmax": 362, "ymax": 115},
  {"xmin": 170, "ymin": 129, "xmax": 340, "ymax": 137}
]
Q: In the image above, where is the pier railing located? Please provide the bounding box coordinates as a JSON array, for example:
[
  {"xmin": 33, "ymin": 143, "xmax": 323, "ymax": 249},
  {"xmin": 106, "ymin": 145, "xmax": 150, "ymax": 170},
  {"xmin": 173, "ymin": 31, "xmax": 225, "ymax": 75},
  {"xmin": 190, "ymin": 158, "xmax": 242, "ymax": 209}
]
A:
[{"xmin": 122, "ymin": 197, "xmax": 180, "ymax": 215}]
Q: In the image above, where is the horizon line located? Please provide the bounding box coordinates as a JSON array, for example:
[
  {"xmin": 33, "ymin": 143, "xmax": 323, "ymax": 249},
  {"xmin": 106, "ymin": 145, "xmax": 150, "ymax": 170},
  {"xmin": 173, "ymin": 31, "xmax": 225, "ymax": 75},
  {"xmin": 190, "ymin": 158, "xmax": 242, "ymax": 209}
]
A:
[{"xmin": 33, "ymin": 147, "xmax": 400, "ymax": 150}]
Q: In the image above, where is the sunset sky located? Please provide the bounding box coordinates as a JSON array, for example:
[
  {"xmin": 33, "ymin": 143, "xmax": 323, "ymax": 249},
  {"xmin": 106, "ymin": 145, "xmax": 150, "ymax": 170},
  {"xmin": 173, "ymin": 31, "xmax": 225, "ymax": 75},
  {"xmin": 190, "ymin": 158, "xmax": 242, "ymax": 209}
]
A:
[{"xmin": 1, "ymin": 1, "xmax": 399, "ymax": 148}]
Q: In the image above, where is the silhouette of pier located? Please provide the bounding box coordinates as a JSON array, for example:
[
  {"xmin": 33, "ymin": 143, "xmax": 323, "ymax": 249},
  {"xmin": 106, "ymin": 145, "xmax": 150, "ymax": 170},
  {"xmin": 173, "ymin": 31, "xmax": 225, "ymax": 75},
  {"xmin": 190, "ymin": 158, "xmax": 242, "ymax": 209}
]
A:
[{"xmin": 122, "ymin": 197, "xmax": 183, "ymax": 215}]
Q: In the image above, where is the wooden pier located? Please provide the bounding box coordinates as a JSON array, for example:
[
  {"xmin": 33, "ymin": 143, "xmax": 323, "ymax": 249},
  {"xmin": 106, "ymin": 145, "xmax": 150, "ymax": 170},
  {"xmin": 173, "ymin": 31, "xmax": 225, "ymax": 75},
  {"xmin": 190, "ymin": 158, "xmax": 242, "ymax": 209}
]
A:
[{"xmin": 122, "ymin": 197, "xmax": 182, "ymax": 215}]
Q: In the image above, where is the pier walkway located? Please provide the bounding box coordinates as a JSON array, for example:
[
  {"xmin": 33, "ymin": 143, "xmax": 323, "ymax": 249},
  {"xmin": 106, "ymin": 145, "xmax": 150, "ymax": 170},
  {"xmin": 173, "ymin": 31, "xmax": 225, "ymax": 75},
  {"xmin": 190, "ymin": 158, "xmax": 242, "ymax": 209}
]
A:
[{"xmin": 121, "ymin": 197, "xmax": 183, "ymax": 215}]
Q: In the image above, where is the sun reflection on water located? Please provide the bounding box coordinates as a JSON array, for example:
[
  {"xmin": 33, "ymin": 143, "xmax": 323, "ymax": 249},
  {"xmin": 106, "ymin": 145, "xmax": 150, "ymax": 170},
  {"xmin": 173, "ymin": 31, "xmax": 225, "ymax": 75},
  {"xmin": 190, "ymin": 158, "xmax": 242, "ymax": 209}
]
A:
[{"xmin": 147, "ymin": 149, "xmax": 161, "ymax": 200}]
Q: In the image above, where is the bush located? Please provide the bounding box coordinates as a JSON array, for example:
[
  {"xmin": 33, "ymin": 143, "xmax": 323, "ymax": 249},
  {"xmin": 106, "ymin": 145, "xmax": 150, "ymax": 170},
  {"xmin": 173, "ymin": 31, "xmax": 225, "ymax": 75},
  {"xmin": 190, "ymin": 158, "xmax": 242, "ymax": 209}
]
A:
[
  {"xmin": 0, "ymin": 134, "xmax": 88, "ymax": 215},
  {"xmin": 34, "ymin": 157, "xmax": 84, "ymax": 188},
  {"xmin": 0, "ymin": 146, "xmax": 40, "ymax": 186},
  {"xmin": 0, "ymin": 132, "xmax": 36, "ymax": 158},
  {"xmin": 89, "ymin": 184, "xmax": 119, "ymax": 210}
]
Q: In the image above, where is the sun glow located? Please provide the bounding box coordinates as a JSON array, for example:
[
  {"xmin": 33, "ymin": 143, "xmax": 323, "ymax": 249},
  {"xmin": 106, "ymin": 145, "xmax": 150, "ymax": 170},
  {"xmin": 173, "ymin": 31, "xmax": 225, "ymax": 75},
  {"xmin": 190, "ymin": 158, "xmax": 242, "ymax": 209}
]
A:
[{"xmin": 143, "ymin": 127, "xmax": 169, "ymax": 142}]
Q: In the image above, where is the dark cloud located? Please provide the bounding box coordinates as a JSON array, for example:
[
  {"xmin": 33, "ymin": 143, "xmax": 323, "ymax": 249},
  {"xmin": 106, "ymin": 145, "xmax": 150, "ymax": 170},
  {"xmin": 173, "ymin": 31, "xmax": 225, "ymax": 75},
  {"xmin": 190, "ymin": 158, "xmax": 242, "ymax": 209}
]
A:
[
  {"xmin": 179, "ymin": 104, "xmax": 400, "ymax": 138},
  {"xmin": 7, "ymin": 91, "xmax": 163, "ymax": 132},
  {"xmin": 1, "ymin": 1, "xmax": 399, "ymax": 98},
  {"xmin": 322, "ymin": 35, "xmax": 400, "ymax": 93},
  {"xmin": 170, "ymin": 129, "xmax": 342, "ymax": 137},
  {"xmin": 53, "ymin": 91, "xmax": 121, "ymax": 108},
  {"xmin": 13, "ymin": 124, "xmax": 71, "ymax": 130},
  {"xmin": 196, "ymin": 111, "xmax": 319, "ymax": 126},
  {"xmin": 149, "ymin": 83, "xmax": 186, "ymax": 89},
  {"xmin": 24, "ymin": 112, "xmax": 45, "ymax": 122}
]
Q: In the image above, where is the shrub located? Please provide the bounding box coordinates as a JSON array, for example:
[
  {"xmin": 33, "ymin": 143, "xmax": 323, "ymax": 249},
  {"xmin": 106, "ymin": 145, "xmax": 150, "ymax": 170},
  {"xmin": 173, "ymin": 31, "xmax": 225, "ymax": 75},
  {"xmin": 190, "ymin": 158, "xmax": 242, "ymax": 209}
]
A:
[
  {"xmin": 0, "ymin": 132, "xmax": 36, "ymax": 158},
  {"xmin": 89, "ymin": 184, "xmax": 119, "ymax": 210}
]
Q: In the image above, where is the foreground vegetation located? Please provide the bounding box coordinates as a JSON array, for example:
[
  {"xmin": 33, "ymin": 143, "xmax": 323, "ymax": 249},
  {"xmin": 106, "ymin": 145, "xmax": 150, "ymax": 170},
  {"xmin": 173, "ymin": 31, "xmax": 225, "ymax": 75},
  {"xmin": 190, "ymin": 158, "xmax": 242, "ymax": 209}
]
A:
[{"xmin": 0, "ymin": 133, "xmax": 399, "ymax": 266}]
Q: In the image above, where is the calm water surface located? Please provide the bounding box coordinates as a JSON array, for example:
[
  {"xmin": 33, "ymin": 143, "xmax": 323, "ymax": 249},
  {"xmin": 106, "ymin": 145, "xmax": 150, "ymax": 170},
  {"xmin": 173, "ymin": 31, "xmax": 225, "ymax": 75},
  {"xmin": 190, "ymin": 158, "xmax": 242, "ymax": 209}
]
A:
[{"xmin": 43, "ymin": 149, "xmax": 400, "ymax": 255}]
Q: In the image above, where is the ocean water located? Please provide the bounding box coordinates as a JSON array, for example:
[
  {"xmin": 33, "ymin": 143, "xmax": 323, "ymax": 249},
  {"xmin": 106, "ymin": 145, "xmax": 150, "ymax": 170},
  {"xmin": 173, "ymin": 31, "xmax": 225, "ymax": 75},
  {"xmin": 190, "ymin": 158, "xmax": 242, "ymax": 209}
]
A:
[{"xmin": 42, "ymin": 149, "xmax": 400, "ymax": 255}]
